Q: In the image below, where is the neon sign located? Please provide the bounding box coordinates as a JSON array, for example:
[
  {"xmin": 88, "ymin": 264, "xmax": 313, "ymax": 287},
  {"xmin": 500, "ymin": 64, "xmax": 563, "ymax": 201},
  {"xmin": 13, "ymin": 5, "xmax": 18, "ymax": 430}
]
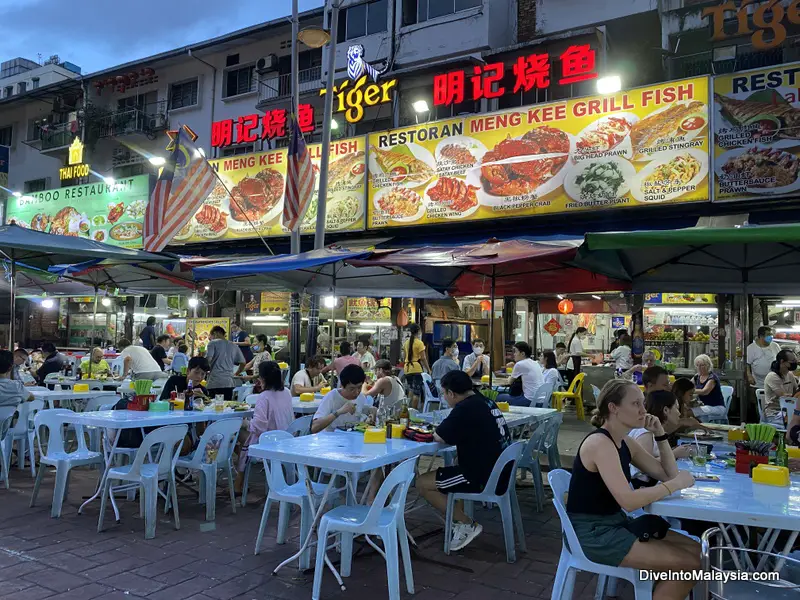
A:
[
  {"xmin": 210, "ymin": 104, "xmax": 316, "ymax": 148},
  {"xmin": 59, "ymin": 138, "xmax": 90, "ymax": 180}
]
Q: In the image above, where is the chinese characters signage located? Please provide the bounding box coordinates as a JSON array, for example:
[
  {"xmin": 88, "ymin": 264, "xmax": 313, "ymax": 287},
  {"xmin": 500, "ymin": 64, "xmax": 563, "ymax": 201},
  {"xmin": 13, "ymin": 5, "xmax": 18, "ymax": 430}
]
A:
[
  {"xmin": 59, "ymin": 138, "xmax": 91, "ymax": 181},
  {"xmin": 176, "ymin": 137, "xmax": 366, "ymax": 243},
  {"xmin": 367, "ymin": 77, "xmax": 710, "ymax": 230},
  {"xmin": 703, "ymin": 0, "xmax": 800, "ymax": 51},
  {"xmin": 433, "ymin": 45, "xmax": 597, "ymax": 108},
  {"xmin": 211, "ymin": 104, "xmax": 316, "ymax": 148}
]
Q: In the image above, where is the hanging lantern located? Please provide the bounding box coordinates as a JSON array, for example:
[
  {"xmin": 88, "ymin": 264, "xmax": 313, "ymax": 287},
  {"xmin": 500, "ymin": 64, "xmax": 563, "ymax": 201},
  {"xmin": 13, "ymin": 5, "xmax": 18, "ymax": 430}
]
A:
[
  {"xmin": 558, "ymin": 299, "xmax": 574, "ymax": 314},
  {"xmin": 479, "ymin": 299, "xmax": 492, "ymax": 311}
]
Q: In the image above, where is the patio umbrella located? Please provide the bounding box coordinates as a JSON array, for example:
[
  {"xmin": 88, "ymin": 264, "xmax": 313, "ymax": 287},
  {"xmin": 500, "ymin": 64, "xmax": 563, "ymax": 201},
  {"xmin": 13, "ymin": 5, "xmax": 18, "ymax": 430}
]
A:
[{"xmin": 0, "ymin": 224, "xmax": 172, "ymax": 347}]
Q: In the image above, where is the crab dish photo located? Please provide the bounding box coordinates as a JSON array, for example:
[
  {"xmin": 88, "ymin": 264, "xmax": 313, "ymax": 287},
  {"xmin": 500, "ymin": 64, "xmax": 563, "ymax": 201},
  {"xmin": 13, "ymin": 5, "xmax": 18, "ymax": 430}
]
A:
[
  {"xmin": 229, "ymin": 168, "xmax": 283, "ymax": 222},
  {"xmin": 480, "ymin": 126, "xmax": 570, "ymax": 196}
]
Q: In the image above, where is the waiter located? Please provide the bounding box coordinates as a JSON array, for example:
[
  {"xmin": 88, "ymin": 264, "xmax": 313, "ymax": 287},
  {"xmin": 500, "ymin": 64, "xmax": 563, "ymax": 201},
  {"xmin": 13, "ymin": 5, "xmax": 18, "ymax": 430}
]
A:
[
  {"xmin": 747, "ymin": 326, "xmax": 781, "ymax": 388},
  {"xmin": 230, "ymin": 321, "xmax": 253, "ymax": 364}
]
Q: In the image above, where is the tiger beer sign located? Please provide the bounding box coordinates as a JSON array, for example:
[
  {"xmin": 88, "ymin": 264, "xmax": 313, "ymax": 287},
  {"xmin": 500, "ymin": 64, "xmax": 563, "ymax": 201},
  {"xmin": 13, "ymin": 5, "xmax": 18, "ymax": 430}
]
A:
[{"xmin": 703, "ymin": 0, "xmax": 800, "ymax": 51}]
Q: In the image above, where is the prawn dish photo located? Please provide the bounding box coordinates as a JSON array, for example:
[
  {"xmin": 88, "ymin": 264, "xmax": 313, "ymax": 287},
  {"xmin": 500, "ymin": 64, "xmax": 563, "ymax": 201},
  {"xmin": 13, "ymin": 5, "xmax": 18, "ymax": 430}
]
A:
[
  {"xmin": 721, "ymin": 147, "xmax": 800, "ymax": 189},
  {"xmin": 576, "ymin": 116, "xmax": 633, "ymax": 153},
  {"xmin": 376, "ymin": 188, "xmax": 422, "ymax": 219},
  {"xmin": 195, "ymin": 204, "xmax": 229, "ymax": 234},
  {"xmin": 229, "ymin": 168, "xmax": 283, "ymax": 222},
  {"xmin": 480, "ymin": 126, "xmax": 570, "ymax": 196},
  {"xmin": 427, "ymin": 177, "xmax": 478, "ymax": 213}
]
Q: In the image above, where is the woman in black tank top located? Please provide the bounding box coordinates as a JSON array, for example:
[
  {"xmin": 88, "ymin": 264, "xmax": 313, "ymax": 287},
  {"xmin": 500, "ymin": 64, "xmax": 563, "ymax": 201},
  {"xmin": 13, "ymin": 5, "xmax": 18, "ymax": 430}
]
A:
[{"xmin": 564, "ymin": 380, "xmax": 700, "ymax": 600}]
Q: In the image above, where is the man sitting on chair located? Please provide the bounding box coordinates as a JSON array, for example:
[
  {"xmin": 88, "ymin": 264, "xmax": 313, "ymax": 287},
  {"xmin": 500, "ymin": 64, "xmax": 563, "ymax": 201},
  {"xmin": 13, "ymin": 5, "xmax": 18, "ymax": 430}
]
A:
[{"xmin": 416, "ymin": 370, "xmax": 510, "ymax": 552}]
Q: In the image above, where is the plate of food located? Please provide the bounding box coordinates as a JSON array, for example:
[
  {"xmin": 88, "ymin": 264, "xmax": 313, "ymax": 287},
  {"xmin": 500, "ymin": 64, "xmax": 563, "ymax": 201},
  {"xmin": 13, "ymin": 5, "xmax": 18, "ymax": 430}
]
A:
[
  {"xmin": 325, "ymin": 193, "xmax": 363, "ymax": 230},
  {"xmin": 92, "ymin": 229, "xmax": 107, "ymax": 243},
  {"xmin": 372, "ymin": 187, "xmax": 425, "ymax": 222},
  {"xmin": 125, "ymin": 199, "xmax": 147, "ymax": 220},
  {"xmin": 434, "ymin": 136, "xmax": 487, "ymax": 170},
  {"xmin": 173, "ymin": 218, "xmax": 195, "ymax": 242},
  {"xmin": 575, "ymin": 113, "xmax": 638, "ymax": 159},
  {"xmin": 630, "ymin": 148, "xmax": 708, "ymax": 203},
  {"xmin": 227, "ymin": 169, "xmax": 283, "ymax": 230},
  {"xmin": 370, "ymin": 143, "xmax": 436, "ymax": 189},
  {"xmin": 715, "ymin": 88, "xmax": 800, "ymax": 149},
  {"xmin": 30, "ymin": 213, "xmax": 49, "ymax": 232},
  {"xmin": 423, "ymin": 176, "xmax": 480, "ymax": 219},
  {"xmin": 716, "ymin": 146, "xmax": 800, "ymax": 195},
  {"xmin": 564, "ymin": 156, "xmax": 636, "ymax": 204},
  {"xmin": 328, "ymin": 150, "xmax": 366, "ymax": 191},
  {"xmin": 50, "ymin": 206, "xmax": 80, "ymax": 236},
  {"xmin": 466, "ymin": 126, "xmax": 572, "ymax": 206},
  {"xmin": 194, "ymin": 204, "xmax": 229, "ymax": 239},
  {"xmin": 107, "ymin": 202, "xmax": 125, "ymax": 224},
  {"xmin": 109, "ymin": 222, "xmax": 143, "ymax": 241},
  {"xmin": 631, "ymin": 100, "xmax": 708, "ymax": 162}
]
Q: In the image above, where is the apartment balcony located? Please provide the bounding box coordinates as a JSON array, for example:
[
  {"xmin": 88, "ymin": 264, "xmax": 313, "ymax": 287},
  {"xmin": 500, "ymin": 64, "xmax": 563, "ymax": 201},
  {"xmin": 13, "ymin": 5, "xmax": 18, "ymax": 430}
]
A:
[
  {"xmin": 89, "ymin": 101, "xmax": 168, "ymax": 140},
  {"xmin": 256, "ymin": 66, "xmax": 322, "ymax": 110},
  {"xmin": 22, "ymin": 121, "xmax": 75, "ymax": 156}
]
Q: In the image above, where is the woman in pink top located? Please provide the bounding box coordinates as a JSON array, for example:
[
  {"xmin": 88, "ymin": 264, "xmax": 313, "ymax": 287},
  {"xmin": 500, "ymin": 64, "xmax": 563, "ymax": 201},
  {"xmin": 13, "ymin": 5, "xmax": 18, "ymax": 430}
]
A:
[
  {"xmin": 323, "ymin": 341, "xmax": 361, "ymax": 378},
  {"xmin": 236, "ymin": 360, "xmax": 294, "ymax": 491}
]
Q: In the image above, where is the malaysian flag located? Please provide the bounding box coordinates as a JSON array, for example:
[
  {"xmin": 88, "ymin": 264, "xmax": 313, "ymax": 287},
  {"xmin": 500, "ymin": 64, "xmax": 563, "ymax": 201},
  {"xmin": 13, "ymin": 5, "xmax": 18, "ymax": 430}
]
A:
[
  {"xmin": 282, "ymin": 114, "xmax": 315, "ymax": 232},
  {"xmin": 143, "ymin": 129, "xmax": 217, "ymax": 252}
]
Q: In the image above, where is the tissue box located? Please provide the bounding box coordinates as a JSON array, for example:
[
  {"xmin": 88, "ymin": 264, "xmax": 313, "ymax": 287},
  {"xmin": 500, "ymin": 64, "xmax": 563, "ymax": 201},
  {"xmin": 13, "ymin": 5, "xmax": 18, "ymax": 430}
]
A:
[
  {"xmin": 73, "ymin": 383, "xmax": 89, "ymax": 392},
  {"xmin": 752, "ymin": 464, "xmax": 790, "ymax": 487},
  {"xmin": 387, "ymin": 423, "xmax": 404, "ymax": 438},
  {"xmin": 278, "ymin": 362, "xmax": 289, "ymax": 369},
  {"xmin": 299, "ymin": 393, "xmax": 315, "ymax": 402},
  {"xmin": 496, "ymin": 402, "xmax": 510, "ymax": 412},
  {"xmin": 728, "ymin": 428, "xmax": 747, "ymax": 442},
  {"xmin": 148, "ymin": 401, "xmax": 170, "ymax": 412},
  {"xmin": 364, "ymin": 427, "xmax": 387, "ymax": 444},
  {"xmin": 320, "ymin": 387, "xmax": 332, "ymax": 395},
  {"xmin": 788, "ymin": 446, "xmax": 800, "ymax": 459},
  {"xmin": 481, "ymin": 375, "xmax": 490, "ymax": 384}
]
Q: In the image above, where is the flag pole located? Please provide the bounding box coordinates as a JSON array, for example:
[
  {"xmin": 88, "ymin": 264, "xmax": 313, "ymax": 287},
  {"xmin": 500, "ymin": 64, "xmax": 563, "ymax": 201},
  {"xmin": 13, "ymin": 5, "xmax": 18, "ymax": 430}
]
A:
[{"xmin": 289, "ymin": 0, "xmax": 302, "ymax": 378}]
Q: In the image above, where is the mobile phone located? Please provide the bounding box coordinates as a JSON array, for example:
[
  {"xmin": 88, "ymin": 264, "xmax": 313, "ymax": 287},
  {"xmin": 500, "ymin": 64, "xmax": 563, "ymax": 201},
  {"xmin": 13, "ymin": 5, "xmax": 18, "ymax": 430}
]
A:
[{"xmin": 693, "ymin": 474, "xmax": 720, "ymax": 482}]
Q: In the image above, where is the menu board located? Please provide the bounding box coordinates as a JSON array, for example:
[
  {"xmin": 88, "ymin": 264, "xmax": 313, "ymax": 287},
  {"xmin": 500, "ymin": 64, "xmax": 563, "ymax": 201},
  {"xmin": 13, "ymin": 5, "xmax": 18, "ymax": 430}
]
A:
[
  {"xmin": 177, "ymin": 137, "xmax": 366, "ymax": 243},
  {"xmin": 5, "ymin": 175, "xmax": 150, "ymax": 248},
  {"xmin": 367, "ymin": 77, "xmax": 710, "ymax": 228},
  {"xmin": 346, "ymin": 297, "xmax": 390, "ymax": 320},
  {"xmin": 713, "ymin": 63, "xmax": 800, "ymax": 202},
  {"xmin": 645, "ymin": 293, "xmax": 715, "ymax": 305},
  {"xmin": 186, "ymin": 317, "xmax": 230, "ymax": 352}
]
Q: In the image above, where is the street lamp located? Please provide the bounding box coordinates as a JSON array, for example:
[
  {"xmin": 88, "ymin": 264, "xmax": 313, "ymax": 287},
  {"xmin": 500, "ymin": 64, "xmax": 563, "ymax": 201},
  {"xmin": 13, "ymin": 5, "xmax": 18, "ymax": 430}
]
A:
[
  {"xmin": 298, "ymin": 26, "xmax": 331, "ymax": 49},
  {"xmin": 149, "ymin": 156, "xmax": 166, "ymax": 166},
  {"xmin": 188, "ymin": 297, "xmax": 199, "ymax": 308},
  {"xmin": 101, "ymin": 297, "xmax": 112, "ymax": 307},
  {"xmin": 412, "ymin": 100, "xmax": 430, "ymax": 113},
  {"xmin": 596, "ymin": 75, "xmax": 622, "ymax": 95},
  {"xmin": 41, "ymin": 299, "xmax": 54, "ymax": 309}
]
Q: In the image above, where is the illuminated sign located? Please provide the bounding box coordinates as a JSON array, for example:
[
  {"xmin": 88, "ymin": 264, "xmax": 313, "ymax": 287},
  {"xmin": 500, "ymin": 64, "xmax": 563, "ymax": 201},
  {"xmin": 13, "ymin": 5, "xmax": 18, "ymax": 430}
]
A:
[
  {"xmin": 703, "ymin": 0, "xmax": 800, "ymax": 50},
  {"xmin": 433, "ymin": 45, "xmax": 597, "ymax": 108},
  {"xmin": 166, "ymin": 124, "xmax": 198, "ymax": 151},
  {"xmin": 59, "ymin": 138, "xmax": 90, "ymax": 181},
  {"xmin": 320, "ymin": 44, "xmax": 397, "ymax": 124},
  {"xmin": 210, "ymin": 104, "xmax": 315, "ymax": 148}
]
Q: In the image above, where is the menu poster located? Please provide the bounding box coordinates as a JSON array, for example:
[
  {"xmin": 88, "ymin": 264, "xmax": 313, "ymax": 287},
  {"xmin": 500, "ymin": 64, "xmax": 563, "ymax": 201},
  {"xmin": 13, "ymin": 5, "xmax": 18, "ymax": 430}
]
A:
[
  {"xmin": 5, "ymin": 175, "xmax": 150, "ymax": 248},
  {"xmin": 367, "ymin": 77, "xmax": 710, "ymax": 228},
  {"xmin": 346, "ymin": 297, "xmax": 390, "ymax": 321},
  {"xmin": 186, "ymin": 317, "xmax": 230, "ymax": 352},
  {"xmin": 713, "ymin": 63, "xmax": 800, "ymax": 202},
  {"xmin": 178, "ymin": 137, "xmax": 366, "ymax": 243}
]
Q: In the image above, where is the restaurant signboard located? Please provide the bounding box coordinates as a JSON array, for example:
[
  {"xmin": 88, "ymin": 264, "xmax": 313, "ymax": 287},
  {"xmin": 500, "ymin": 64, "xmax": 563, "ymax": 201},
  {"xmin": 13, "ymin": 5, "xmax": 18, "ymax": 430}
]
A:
[
  {"xmin": 367, "ymin": 77, "xmax": 711, "ymax": 229},
  {"xmin": 713, "ymin": 62, "xmax": 800, "ymax": 202},
  {"xmin": 177, "ymin": 137, "xmax": 366, "ymax": 243},
  {"xmin": 5, "ymin": 175, "xmax": 150, "ymax": 248}
]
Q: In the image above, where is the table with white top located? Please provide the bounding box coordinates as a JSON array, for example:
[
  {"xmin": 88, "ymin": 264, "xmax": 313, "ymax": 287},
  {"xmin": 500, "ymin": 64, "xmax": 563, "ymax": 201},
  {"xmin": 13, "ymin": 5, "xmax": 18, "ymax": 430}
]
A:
[
  {"xmin": 33, "ymin": 389, "xmax": 119, "ymax": 408},
  {"xmin": 419, "ymin": 405, "xmax": 557, "ymax": 433},
  {"xmin": 59, "ymin": 408, "xmax": 252, "ymax": 522},
  {"xmin": 644, "ymin": 458, "xmax": 800, "ymax": 570},
  {"xmin": 44, "ymin": 375, "xmax": 122, "ymax": 389},
  {"xmin": 248, "ymin": 430, "xmax": 442, "ymax": 575},
  {"xmin": 246, "ymin": 393, "xmax": 323, "ymax": 414}
]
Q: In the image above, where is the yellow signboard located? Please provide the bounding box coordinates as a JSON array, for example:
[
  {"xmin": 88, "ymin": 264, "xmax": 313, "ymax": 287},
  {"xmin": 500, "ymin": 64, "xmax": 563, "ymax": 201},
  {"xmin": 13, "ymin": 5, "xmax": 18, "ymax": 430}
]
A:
[
  {"xmin": 178, "ymin": 137, "xmax": 366, "ymax": 243},
  {"xmin": 713, "ymin": 62, "xmax": 800, "ymax": 202},
  {"xmin": 260, "ymin": 294, "xmax": 289, "ymax": 315},
  {"xmin": 346, "ymin": 297, "xmax": 390, "ymax": 321},
  {"xmin": 367, "ymin": 77, "xmax": 710, "ymax": 228},
  {"xmin": 61, "ymin": 138, "xmax": 91, "ymax": 180},
  {"xmin": 186, "ymin": 317, "xmax": 230, "ymax": 351}
]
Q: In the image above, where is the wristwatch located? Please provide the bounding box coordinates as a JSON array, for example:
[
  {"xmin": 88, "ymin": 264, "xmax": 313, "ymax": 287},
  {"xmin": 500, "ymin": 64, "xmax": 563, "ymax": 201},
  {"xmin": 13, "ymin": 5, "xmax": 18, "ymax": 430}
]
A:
[{"xmin": 654, "ymin": 433, "xmax": 670, "ymax": 442}]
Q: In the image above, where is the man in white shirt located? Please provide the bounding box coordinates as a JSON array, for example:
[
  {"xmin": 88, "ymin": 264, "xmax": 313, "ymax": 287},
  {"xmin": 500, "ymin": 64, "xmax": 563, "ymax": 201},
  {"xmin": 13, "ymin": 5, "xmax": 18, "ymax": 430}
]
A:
[
  {"xmin": 462, "ymin": 338, "xmax": 490, "ymax": 378},
  {"xmin": 291, "ymin": 355, "xmax": 326, "ymax": 397},
  {"xmin": 353, "ymin": 338, "xmax": 376, "ymax": 371},
  {"xmin": 312, "ymin": 364, "xmax": 376, "ymax": 433},
  {"xmin": 117, "ymin": 338, "xmax": 168, "ymax": 380},
  {"xmin": 747, "ymin": 326, "xmax": 781, "ymax": 388},
  {"xmin": 496, "ymin": 342, "xmax": 543, "ymax": 407}
]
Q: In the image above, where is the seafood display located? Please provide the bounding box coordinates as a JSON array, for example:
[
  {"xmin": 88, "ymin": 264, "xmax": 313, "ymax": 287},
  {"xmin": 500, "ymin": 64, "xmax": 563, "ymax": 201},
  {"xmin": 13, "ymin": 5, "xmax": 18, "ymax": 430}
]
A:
[
  {"xmin": 427, "ymin": 177, "xmax": 478, "ymax": 213},
  {"xmin": 721, "ymin": 147, "xmax": 800, "ymax": 189},
  {"xmin": 376, "ymin": 188, "xmax": 422, "ymax": 219},
  {"xmin": 195, "ymin": 205, "xmax": 229, "ymax": 233},
  {"xmin": 480, "ymin": 126, "xmax": 570, "ymax": 196},
  {"xmin": 577, "ymin": 117, "xmax": 633, "ymax": 153},
  {"xmin": 229, "ymin": 168, "xmax": 283, "ymax": 222},
  {"xmin": 372, "ymin": 146, "xmax": 434, "ymax": 186},
  {"xmin": 328, "ymin": 151, "xmax": 366, "ymax": 188},
  {"xmin": 641, "ymin": 153, "xmax": 702, "ymax": 195},
  {"xmin": 631, "ymin": 101, "xmax": 706, "ymax": 157}
]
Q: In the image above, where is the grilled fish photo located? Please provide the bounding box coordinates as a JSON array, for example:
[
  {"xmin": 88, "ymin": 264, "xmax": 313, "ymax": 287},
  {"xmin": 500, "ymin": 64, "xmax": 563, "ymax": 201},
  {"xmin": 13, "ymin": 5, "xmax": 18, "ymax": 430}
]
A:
[{"xmin": 715, "ymin": 93, "xmax": 800, "ymax": 139}]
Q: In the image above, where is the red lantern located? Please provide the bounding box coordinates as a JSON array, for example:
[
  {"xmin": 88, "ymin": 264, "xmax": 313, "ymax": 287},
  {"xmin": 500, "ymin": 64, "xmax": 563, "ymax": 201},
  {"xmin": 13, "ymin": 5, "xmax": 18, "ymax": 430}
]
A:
[
  {"xmin": 558, "ymin": 299, "xmax": 573, "ymax": 314},
  {"xmin": 479, "ymin": 300, "xmax": 492, "ymax": 311}
]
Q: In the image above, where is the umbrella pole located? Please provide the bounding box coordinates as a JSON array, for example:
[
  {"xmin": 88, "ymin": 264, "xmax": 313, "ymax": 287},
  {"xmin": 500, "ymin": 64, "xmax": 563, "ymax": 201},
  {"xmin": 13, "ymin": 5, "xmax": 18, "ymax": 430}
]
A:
[
  {"xmin": 89, "ymin": 287, "xmax": 99, "ymax": 378},
  {"xmin": 489, "ymin": 266, "xmax": 496, "ymax": 388},
  {"xmin": 8, "ymin": 253, "xmax": 15, "ymax": 349}
]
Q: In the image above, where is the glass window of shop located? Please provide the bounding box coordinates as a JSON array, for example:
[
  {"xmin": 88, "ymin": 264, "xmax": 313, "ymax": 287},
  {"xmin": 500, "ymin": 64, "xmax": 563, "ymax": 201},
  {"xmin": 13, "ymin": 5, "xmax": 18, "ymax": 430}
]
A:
[
  {"xmin": 402, "ymin": 0, "xmax": 481, "ymax": 26},
  {"xmin": 337, "ymin": 0, "xmax": 388, "ymax": 42}
]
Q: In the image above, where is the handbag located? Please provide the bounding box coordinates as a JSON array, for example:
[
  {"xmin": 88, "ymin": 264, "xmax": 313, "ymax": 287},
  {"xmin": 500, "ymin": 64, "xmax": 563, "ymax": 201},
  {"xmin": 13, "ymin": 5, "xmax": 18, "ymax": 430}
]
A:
[
  {"xmin": 508, "ymin": 376, "xmax": 523, "ymax": 397},
  {"xmin": 624, "ymin": 514, "xmax": 670, "ymax": 542}
]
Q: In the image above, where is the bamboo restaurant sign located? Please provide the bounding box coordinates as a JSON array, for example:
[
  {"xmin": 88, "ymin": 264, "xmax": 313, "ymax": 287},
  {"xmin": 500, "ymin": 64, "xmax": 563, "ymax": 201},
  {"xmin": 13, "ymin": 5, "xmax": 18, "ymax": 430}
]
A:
[
  {"xmin": 703, "ymin": 0, "xmax": 800, "ymax": 50},
  {"xmin": 320, "ymin": 44, "xmax": 397, "ymax": 124}
]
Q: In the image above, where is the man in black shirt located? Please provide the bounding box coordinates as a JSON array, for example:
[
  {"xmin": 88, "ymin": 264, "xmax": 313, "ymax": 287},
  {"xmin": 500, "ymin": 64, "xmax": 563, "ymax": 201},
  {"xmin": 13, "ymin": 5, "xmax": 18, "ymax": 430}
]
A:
[
  {"xmin": 35, "ymin": 342, "xmax": 66, "ymax": 386},
  {"xmin": 416, "ymin": 370, "xmax": 510, "ymax": 552},
  {"xmin": 150, "ymin": 335, "xmax": 173, "ymax": 371},
  {"xmin": 159, "ymin": 357, "xmax": 210, "ymax": 401}
]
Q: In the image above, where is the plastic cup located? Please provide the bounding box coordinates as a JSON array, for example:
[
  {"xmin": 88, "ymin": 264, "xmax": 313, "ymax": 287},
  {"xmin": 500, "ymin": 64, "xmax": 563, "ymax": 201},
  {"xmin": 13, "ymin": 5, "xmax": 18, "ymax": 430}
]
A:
[
  {"xmin": 214, "ymin": 395, "xmax": 224, "ymax": 413},
  {"xmin": 692, "ymin": 445, "xmax": 708, "ymax": 467}
]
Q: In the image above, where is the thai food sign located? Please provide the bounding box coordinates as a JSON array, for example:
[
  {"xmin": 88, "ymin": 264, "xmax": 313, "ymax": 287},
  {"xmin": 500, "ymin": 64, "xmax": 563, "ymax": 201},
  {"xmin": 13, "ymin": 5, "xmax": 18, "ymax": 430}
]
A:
[
  {"xmin": 366, "ymin": 77, "xmax": 710, "ymax": 229},
  {"xmin": 713, "ymin": 63, "xmax": 800, "ymax": 202},
  {"xmin": 176, "ymin": 136, "xmax": 366, "ymax": 243}
]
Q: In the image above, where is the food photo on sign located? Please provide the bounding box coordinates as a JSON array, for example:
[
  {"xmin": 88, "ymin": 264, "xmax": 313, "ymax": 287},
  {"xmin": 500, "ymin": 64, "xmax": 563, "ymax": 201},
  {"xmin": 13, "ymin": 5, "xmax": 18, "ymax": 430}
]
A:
[{"xmin": 366, "ymin": 77, "xmax": 711, "ymax": 229}]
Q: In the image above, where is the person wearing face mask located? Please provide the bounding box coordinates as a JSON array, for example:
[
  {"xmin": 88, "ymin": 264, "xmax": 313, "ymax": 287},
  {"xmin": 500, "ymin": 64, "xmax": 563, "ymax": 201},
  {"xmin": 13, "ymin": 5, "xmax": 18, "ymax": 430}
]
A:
[
  {"xmin": 763, "ymin": 349, "xmax": 800, "ymax": 427},
  {"xmin": 245, "ymin": 334, "xmax": 272, "ymax": 375},
  {"xmin": 431, "ymin": 338, "xmax": 461, "ymax": 390},
  {"xmin": 746, "ymin": 326, "xmax": 781, "ymax": 388},
  {"xmin": 462, "ymin": 338, "xmax": 490, "ymax": 378}
]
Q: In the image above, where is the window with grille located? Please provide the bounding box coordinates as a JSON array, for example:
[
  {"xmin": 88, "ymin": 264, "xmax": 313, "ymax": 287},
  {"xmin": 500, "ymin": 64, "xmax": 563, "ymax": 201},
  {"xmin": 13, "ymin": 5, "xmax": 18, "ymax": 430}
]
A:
[
  {"xmin": 224, "ymin": 65, "xmax": 255, "ymax": 98},
  {"xmin": 170, "ymin": 79, "xmax": 199, "ymax": 110},
  {"xmin": 337, "ymin": 0, "xmax": 388, "ymax": 42}
]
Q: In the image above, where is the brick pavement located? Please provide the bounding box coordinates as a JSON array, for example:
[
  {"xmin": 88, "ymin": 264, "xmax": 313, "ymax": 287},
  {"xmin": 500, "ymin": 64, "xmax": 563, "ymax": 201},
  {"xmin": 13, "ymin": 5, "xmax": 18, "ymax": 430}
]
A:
[{"xmin": 0, "ymin": 463, "xmax": 638, "ymax": 600}]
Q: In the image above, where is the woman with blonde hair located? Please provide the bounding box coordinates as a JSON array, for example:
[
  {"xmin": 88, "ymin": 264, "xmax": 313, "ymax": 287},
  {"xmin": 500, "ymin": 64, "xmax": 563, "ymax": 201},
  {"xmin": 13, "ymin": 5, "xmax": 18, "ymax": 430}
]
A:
[
  {"xmin": 690, "ymin": 354, "xmax": 727, "ymax": 420},
  {"xmin": 566, "ymin": 379, "xmax": 699, "ymax": 600}
]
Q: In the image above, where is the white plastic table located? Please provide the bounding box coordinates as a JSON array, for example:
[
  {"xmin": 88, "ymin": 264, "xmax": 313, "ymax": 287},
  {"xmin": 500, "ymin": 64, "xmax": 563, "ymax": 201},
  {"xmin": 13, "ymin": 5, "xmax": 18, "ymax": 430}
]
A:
[
  {"xmin": 248, "ymin": 431, "xmax": 442, "ymax": 576},
  {"xmin": 59, "ymin": 408, "xmax": 253, "ymax": 522},
  {"xmin": 33, "ymin": 389, "xmax": 119, "ymax": 408},
  {"xmin": 248, "ymin": 393, "xmax": 323, "ymax": 414},
  {"xmin": 44, "ymin": 375, "xmax": 122, "ymax": 389},
  {"xmin": 645, "ymin": 458, "xmax": 800, "ymax": 570},
  {"xmin": 418, "ymin": 405, "xmax": 557, "ymax": 432}
]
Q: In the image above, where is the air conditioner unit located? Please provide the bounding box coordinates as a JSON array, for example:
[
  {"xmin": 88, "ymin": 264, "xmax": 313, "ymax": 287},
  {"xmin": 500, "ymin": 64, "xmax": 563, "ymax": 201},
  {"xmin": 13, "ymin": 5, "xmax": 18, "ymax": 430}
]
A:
[{"xmin": 256, "ymin": 54, "xmax": 279, "ymax": 74}]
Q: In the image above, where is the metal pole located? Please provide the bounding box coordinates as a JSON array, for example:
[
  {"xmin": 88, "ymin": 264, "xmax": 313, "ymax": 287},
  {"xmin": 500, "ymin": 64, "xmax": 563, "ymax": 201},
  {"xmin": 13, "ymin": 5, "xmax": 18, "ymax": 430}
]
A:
[
  {"xmin": 289, "ymin": 0, "xmax": 302, "ymax": 377},
  {"xmin": 8, "ymin": 253, "xmax": 15, "ymax": 349},
  {"xmin": 89, "ymin": 288, "xmax": 98, "ymax": 378},
  {"xmin": 489, "ymin": 266, "xmax": 496, "ymax": 387}
]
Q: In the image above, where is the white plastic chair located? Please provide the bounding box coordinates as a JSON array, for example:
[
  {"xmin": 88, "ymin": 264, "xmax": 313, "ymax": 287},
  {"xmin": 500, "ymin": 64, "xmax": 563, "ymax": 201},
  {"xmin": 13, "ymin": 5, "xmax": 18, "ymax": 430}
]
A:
[
  {"xmin": 591, "ymin": 384, "xmax": 601, "ymax": 403},
  {"xmin": 0, "ymin": 406, "xmax": 17, "ymax": 489},
  {"xmin": 287, "ymin": 415, "xmax": 313, "ymax": 437},
  {"xmin": 98, "ymin": 424, "xmax": 187, "ymax": 539},
  {"xmin": 444, "ymin": 441, "xmax": 527, "ymax": 562},
  {"xmin": 245, "ymin": 393, "xmax": 259, "ymax": 407},
  {"xmin": 175, "ymin": 418, "xmax": 241, "ymax": 521},
  {"xmin": 531, "ymin": 380, "xmax": 556, "ymax": 408},
  {"xmin": 30, "ymin": 410, "xmax": 104, "ymax": 517},
  {"xmin": 707, "ymin": 385, "xmax": 734, "ymax": 425},
  {"xmin": 548, "ymin": 469, "xmax": 653, "ymax": 599},
  {"xmin": 312, "ymin": 457, "xmax": 418, "ymax": 600},
  {"xmin": 780, "ymin": 397, "xmax": 796, "ymax": 429},
  {"xmin": 755, "ymin": 388, "xmax": 766, "ymax": 422},
  {"xmin": 421, "ymin": 373, "xmax": 439, "ymax": 412},
  {"xmin": 516, "ymin": 418, "xmax": 553, "ymax": 512},
  {"xmin": 7, "ymin": 399, "xmax": 44, "ymax": 476},
  {"xmin": 232, "ymin": 385, "xmax": 253, "ymax": 402},
  {"xmin": 254, "ymin": 430, "xmax": 342, "ymax": 557}
]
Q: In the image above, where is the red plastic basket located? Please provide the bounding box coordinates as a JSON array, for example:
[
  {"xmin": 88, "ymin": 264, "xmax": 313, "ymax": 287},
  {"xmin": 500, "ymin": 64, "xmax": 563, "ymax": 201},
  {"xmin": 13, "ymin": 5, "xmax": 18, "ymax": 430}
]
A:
[{"xmin": 129, "ymin": 394, "xmax": 156, "ymax": 411}]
